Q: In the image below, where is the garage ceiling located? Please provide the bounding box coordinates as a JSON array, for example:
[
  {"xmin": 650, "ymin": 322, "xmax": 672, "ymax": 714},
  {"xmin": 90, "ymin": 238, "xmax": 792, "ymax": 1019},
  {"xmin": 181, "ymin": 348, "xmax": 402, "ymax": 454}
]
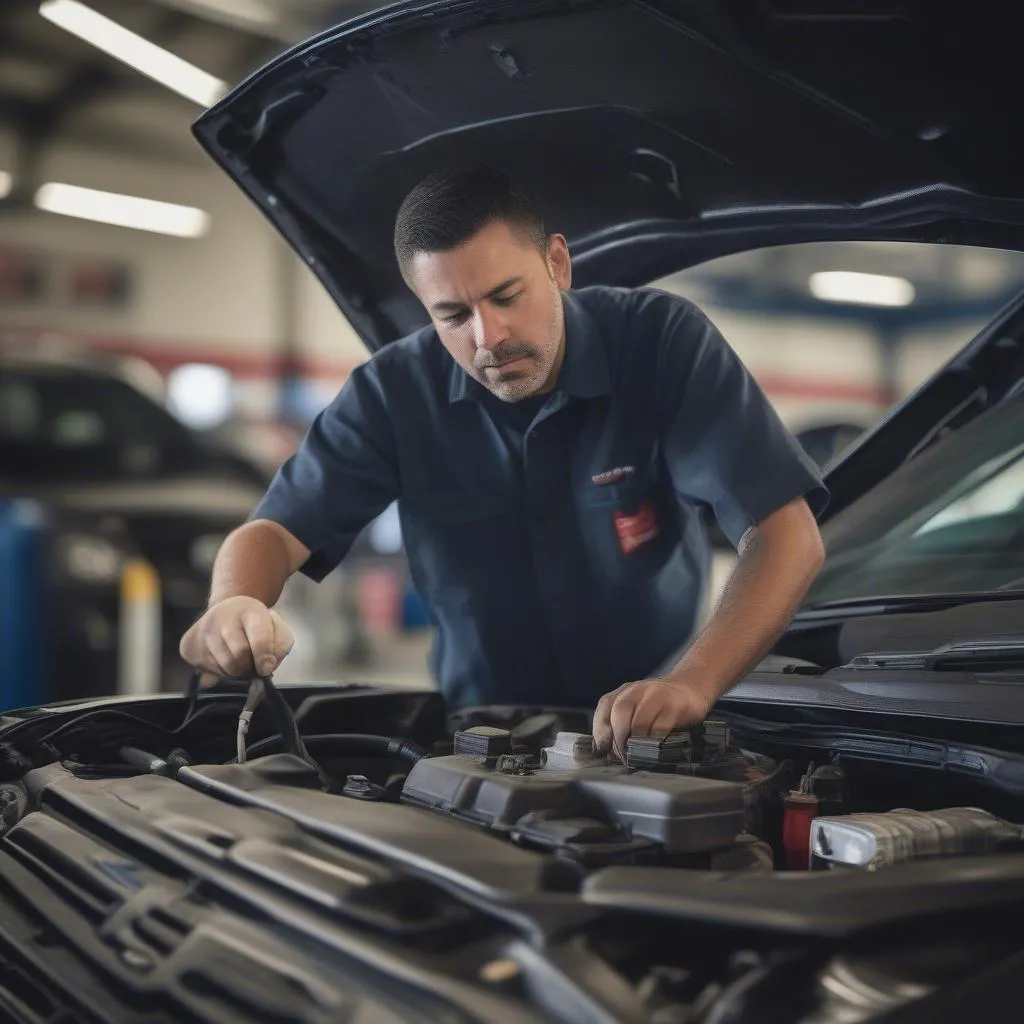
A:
[{"xmin": 0, "ymin": 0, "xmax": 345, "ymax": 174}]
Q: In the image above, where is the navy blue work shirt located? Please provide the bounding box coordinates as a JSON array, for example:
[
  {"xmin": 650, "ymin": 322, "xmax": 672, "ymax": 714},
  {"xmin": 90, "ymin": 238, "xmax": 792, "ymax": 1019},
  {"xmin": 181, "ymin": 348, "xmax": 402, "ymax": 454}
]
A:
[{"xmin": 255, "ymin": 287, "xmax": 828, "ymax": 708}]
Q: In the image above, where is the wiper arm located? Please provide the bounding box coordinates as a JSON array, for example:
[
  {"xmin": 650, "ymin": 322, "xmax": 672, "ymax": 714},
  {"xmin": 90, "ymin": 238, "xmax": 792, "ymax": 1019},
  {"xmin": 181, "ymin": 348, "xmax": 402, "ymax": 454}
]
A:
[{"xmin": 851, "ymin": 636, "xmax": 1024, "ymax": 671}]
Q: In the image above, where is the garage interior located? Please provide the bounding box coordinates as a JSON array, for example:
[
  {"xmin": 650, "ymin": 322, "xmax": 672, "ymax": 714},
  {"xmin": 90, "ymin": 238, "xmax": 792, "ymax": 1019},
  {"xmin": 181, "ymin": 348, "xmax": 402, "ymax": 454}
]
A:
[{"xmin": 2, "ymin": 0, "xmax": 1024, "ymax": 709}]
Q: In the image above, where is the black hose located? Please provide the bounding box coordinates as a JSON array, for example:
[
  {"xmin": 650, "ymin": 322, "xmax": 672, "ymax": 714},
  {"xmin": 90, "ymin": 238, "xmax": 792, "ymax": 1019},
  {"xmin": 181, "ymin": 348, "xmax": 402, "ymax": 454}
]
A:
[
  {"xmin": 700, "ymin": 952, "xmax": 816, "ymax": 1024},
  {"xmin": 251, "ymin": 676, "xmax": 335, "ymax": 791},
  {"xmin": 236, "ymin": 733, "xmax": 428, "ymax": 765}
]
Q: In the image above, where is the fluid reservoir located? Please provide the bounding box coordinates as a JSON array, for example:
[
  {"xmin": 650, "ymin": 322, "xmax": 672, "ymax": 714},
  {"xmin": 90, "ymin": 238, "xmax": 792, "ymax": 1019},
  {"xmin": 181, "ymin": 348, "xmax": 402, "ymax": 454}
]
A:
[
  {"xmin": 782, "ymin": 761, "xmax": 823, "ymax": 870},
  {"xmin": 783, "ymin": 791, "xmax": 819, "ymax": 870}
]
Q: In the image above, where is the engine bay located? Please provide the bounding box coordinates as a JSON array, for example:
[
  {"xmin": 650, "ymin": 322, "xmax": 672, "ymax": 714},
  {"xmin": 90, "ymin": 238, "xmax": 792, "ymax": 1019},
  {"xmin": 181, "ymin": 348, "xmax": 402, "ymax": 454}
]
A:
[
  {"xmin": 5, "ymin": 686, "xmax": 1024, "ymax": 877},
  {"xmin": 3, "ymin": 685, "xmax": 1024, "ymax": 1023},
  {"xmin": 393, "ymin": 713, "xmax": 1024, "ymax": 873}
]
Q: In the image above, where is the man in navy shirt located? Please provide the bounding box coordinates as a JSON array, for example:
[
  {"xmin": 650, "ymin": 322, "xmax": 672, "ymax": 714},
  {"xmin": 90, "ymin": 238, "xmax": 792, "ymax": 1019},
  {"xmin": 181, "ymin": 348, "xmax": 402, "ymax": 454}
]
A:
[{"xmin": 182, "ymin": 166, "xmax": 826, "ymax": 756}]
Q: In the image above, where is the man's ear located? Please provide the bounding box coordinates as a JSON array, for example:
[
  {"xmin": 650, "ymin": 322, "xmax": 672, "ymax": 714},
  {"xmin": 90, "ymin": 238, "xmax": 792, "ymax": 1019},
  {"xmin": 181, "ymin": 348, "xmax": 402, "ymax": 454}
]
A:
[{"xmin": 546, "ymin": 234, "xmax": 572, "ymax": 290}]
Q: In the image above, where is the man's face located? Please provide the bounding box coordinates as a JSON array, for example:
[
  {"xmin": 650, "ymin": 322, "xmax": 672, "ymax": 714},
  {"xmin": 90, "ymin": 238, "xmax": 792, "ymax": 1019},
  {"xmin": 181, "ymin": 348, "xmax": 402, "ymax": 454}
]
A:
[{"xmin": 406, "ymin": 219, "xmax": 572, "ymax": 402}]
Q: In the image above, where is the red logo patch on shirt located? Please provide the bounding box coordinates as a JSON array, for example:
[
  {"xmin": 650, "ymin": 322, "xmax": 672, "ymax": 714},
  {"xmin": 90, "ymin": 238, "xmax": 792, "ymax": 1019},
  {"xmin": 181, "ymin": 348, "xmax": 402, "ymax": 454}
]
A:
[{"xmin": 614, "ymin": 503, "xmax": 659, "ymax": 554}]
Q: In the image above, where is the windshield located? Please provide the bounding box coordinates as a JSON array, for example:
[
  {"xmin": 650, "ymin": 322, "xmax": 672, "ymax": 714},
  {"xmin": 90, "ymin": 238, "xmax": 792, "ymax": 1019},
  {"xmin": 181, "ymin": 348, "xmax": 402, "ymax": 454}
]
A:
[{"xmin": 805, "ymin": 395, "xmax": 1024, "ymax": 605}]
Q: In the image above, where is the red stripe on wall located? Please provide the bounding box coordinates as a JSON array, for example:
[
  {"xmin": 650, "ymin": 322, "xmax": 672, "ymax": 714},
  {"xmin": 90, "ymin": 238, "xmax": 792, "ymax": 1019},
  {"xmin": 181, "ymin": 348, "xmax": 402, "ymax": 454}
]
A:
[
  {"xmin": 753, "ymin": 373, "xmax": 889, "ymax": 405},
  {"xmin": 86, "ymin": 336, "xmax": 354, "ymax": 381},
  {"xmin": 0, "ymin": 324, "xmax": 354, "ymax": 381},
  {"xmin": 1, "ymin": 324, "xmax": 890, "ymax": 404}
]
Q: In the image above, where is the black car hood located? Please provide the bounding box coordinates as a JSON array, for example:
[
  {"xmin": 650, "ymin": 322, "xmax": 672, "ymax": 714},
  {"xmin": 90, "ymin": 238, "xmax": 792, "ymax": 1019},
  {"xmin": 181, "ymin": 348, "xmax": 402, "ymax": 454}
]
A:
[{"xmin": 194, "ymin": 0, "xmax": 1024, "ymax": 354}]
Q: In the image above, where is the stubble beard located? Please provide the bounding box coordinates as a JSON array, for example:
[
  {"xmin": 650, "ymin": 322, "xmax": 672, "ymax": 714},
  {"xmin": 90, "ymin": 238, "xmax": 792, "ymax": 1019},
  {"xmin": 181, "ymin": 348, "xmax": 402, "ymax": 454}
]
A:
[
  {"xmin": 487, "ymin": 369, "xmax": 545, "ymax": 402},
  {"xmin": 474, "ymin": 342, "xmax": 548, "ymax": 402}
]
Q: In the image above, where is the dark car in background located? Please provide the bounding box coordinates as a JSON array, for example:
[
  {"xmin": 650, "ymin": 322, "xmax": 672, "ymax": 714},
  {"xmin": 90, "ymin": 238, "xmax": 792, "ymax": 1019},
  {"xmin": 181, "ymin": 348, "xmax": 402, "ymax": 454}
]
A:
[
  {"xmin": 2, "ymin": 1, "xmax": 1024, "ymax": 1022},
  {"xmin": 0, "ymin": 354, "xmax": 268, "ymax": 702}
]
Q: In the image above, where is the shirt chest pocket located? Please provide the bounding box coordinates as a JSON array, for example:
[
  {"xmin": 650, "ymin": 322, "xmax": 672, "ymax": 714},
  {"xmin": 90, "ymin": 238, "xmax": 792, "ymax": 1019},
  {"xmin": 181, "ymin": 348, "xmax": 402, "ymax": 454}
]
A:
[{"xmin": 578, "ymin": 469, "xmax": 679, "ymax": 588}]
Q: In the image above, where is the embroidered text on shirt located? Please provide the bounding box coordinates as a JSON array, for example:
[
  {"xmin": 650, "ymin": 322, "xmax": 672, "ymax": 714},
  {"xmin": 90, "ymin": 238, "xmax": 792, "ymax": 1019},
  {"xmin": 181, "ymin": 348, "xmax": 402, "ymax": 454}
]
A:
[{"xmin": 592, "ymin": 465, "xmax": 636, "ymax": 486}]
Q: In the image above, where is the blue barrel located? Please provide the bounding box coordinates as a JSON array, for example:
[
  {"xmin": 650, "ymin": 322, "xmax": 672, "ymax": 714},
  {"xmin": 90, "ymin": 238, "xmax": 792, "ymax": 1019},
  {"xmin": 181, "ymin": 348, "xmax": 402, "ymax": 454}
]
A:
[{"xmin": 0, "ymin": 500, "xmax": 48, "ymax": 712}]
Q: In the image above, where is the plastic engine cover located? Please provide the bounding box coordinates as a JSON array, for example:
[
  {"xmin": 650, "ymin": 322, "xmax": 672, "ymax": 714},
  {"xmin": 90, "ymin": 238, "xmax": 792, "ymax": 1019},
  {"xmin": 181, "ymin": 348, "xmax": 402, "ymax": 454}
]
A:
[{"xmin": 401, "ymin": 734, "xmax": 747, "ymax": 855}]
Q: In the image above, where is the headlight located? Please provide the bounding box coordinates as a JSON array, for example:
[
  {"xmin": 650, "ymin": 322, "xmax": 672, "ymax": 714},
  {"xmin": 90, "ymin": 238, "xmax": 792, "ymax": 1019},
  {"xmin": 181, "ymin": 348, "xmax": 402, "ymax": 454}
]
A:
[{"xmin": 59, "ymin": 534, "xmax": 125, "ymax": 584}]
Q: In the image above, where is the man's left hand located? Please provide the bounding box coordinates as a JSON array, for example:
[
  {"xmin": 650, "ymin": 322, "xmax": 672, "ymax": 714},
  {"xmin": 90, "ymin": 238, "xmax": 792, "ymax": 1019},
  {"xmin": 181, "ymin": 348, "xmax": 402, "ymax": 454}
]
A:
[{"xmin": 593, "ymin": 673, "xmax": 714, "ymax": 761}]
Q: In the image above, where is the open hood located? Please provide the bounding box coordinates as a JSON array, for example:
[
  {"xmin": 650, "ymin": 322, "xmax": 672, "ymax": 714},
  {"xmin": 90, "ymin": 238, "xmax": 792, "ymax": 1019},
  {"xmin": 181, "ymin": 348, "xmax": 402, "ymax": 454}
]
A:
[
  {"xmin": 194, "ymin": 0, "xmax": 1024, "ymax": 353},
  {"xmin": 194, "ymin": 0, "xmax": 1024, "ymax": 516}
]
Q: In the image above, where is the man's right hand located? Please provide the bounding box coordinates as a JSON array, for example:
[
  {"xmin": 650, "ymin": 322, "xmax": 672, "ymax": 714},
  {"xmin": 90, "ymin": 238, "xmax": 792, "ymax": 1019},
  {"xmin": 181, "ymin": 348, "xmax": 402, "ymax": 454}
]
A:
[{"xmin": 179, "ymin": 596, "xmax": 295, "ymax": 683}]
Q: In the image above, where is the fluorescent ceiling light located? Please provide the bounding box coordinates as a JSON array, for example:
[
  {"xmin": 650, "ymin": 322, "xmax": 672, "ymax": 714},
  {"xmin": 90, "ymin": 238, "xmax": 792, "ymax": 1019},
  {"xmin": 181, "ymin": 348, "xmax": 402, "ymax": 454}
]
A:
[
  {"xmin": 35, "ymin": 182, "xmax": 209, "ymax": 238},
  {"xmin": 809, "ymin": 271, "xmax": 916, "ymax": 308},
  {"xmin": 0, "ymin": 171, "xmax": 12, "ymax": 200},
  {"xmin": 39, "ymin": 0, "xmax": 227, "ymax": 107},
  {"xmin": 178, "ymin": 0, "xmax": 278, "ymax": 28}
]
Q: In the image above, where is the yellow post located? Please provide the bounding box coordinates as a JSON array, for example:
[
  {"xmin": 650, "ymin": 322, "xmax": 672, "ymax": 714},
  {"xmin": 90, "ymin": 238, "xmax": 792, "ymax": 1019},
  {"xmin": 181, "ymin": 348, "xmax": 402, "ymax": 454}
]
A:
[{"xmin": 118, "ymin": 558, "xmax": 161, "ymax": 695}]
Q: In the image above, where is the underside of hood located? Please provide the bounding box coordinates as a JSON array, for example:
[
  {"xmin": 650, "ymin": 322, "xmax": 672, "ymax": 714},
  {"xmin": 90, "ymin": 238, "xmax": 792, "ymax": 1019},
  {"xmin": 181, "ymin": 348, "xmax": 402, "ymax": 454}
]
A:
[{"xmin": 194, "ymin": 0, "xmax": 1024, "ymax": 352}]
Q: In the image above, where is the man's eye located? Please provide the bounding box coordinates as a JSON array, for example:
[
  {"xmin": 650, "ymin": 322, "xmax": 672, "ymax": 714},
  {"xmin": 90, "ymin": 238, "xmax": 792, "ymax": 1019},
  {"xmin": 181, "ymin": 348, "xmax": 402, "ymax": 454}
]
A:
[
  {"xmin": 493, "ymin": 292, "xmax": 520, "ymax": 307},
  {"xmin": 442, "ymin": 311, "xmax": 470, "ymax": 325}
]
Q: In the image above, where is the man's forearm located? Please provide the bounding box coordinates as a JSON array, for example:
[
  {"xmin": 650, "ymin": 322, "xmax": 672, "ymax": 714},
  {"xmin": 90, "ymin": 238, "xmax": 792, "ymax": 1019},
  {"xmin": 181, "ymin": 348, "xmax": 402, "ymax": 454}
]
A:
[
  {"xmin": 668, "ymin": 498, "xmax": 824, "ymax": 702},
  {"xmin": 208, "ymin": 521, "xmax": 299, "ymax": 608}
]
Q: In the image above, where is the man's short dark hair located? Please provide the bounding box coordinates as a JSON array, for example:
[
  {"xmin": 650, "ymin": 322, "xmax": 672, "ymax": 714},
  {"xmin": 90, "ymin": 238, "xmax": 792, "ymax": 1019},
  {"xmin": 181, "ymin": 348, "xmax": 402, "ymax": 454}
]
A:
[{"xmin": 394, "ymin": 165, "xmax": 547, "ymax": 276}]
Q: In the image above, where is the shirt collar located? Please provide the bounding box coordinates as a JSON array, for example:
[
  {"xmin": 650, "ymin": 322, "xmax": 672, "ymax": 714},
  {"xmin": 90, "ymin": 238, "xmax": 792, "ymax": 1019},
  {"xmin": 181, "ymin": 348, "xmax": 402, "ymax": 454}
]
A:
[{"xmin": 447, "ymin": 290, "xmax": 612, "ymax": 404}]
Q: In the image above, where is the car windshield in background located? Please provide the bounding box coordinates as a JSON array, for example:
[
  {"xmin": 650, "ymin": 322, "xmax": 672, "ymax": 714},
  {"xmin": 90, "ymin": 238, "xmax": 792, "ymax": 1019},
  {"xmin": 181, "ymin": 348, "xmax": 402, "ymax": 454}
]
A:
[
  {"xmin": 805, "ymin": 395, "xmax": 1024, "ymax": 605},
  {"xmin": 0, "ymin": 370, "xmax": 198, "ymax": 484}
]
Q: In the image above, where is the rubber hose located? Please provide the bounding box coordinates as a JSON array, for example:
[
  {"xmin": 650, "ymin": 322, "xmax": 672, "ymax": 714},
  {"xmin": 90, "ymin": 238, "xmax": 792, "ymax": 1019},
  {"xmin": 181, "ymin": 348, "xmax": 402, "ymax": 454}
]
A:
[{"xmin": 238, "ymin": 733, "xmax": 428, "ymax": 765}]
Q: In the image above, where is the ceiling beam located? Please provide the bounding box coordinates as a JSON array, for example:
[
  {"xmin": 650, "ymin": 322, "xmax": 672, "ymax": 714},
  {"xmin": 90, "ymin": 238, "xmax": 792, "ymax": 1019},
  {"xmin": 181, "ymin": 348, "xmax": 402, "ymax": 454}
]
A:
[
  {"xmin": 0, "ymin": 3, "xmax": 203, "ymax": 195},
  {"xmin": 37, "ymin": 8, "xmax": 194, "ymax": 134},
  {"xmin": 0, "ymin": 7, "xmax": 214, "ymax": 206}
]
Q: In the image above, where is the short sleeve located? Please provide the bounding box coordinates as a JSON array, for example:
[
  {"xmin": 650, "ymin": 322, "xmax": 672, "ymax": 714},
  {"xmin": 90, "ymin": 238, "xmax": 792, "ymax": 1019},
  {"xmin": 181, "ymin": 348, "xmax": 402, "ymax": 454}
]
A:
[
  {"xmin": 657, "ymin": 298, "xmax": 829, "ymax": 548},
  {"xmin": 252, "ymin": 362, "xmax": 399, "ymax": 581}
]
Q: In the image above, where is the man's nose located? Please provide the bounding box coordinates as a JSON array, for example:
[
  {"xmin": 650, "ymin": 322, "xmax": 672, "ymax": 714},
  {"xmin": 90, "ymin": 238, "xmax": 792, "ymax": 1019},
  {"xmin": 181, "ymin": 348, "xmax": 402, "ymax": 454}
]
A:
[{"xmin": 473, "ymin": 305, "xmax": 510, "ymax": 351}]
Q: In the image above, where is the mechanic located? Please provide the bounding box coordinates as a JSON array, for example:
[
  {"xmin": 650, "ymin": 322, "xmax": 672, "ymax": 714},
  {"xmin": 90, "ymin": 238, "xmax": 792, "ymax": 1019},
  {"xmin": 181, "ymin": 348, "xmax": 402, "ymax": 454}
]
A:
[{"xmin": 180, "ymin": 165, "xmax": 827, "ymax": 757}]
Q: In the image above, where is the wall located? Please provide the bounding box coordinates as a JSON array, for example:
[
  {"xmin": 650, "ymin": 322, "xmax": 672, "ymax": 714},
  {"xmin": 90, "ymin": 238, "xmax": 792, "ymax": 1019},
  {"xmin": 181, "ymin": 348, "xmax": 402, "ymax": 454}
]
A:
[
  {"xmin": 0, "ymin": 131, "xmax": 368, "ymax": 376},
  {"xmin": 0, "ymin": 135, "xmax": 363, "ymax": 461},
  {"xmin": 0, "ymin": 139, "xmax": 282, "ymax": 357},
  {"xmin": 292, "ymin": 256, "xmax": 367, "ymax": 396},
  {"xmin": 897, "ymin": 318, "xmax": 988, "ymax": 396}
]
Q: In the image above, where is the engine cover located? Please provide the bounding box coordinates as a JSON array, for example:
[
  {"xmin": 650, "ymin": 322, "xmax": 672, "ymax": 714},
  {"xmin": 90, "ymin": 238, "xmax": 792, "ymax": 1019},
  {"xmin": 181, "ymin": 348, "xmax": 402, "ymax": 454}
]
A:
[{"xmin": 400, "ymin": 731, "xmax": 749, "ymax": 856}]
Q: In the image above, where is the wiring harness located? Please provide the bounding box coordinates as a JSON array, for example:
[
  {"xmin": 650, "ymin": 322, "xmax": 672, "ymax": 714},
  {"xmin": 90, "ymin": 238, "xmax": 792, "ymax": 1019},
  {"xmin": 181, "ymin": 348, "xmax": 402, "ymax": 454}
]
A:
[{"xmin": 194, "ymin": 672, "xmax": 335, "ymax": 791}]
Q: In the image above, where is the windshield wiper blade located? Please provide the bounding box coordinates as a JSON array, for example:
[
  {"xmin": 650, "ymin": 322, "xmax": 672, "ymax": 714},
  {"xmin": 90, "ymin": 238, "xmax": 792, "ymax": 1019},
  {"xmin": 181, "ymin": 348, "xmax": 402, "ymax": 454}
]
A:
[
  {"xmin": 797, "ymin": 589, "xmax": 1024, "ymax": 620},
  {"xmin": 851, "ymin": 636, "xmax": 1024, "ymax": 671}
]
